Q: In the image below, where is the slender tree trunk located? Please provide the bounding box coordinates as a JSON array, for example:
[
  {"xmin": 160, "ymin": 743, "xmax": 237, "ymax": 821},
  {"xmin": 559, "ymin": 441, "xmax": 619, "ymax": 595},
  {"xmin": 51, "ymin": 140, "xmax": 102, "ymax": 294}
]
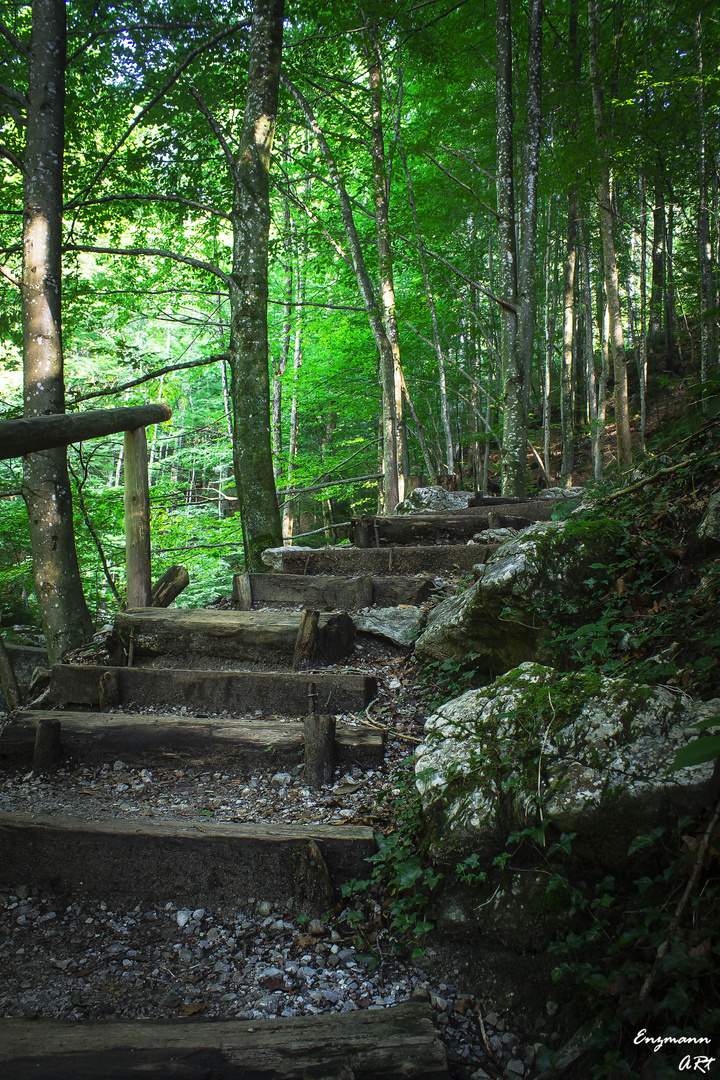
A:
[
  {"xmin": 696, "ymin": 12, "xmax": 716, "ymax": 389},
  {"xmin": 666, "ymin": 202, "xmax": 676, "ymax": 359},
  {"xmin": 495, "ymin": 0, "xmax": 524, "ymax": 496},
  {"xmin": 272, "ymin": 195, "xmax": 293, "ymax": 481},
  {"xmin": 560, "ymin": 197, "xmax": 577, "ymax": 487},
  {"xmin": 229, "ymin": 0, "xmax": 284, "ymax": 570},
  {"xmin": 518, "ymin": 0, "xmax": 543, "ymax": 415},
  {"xmin": 588, "ymin": 0, "xmax": 632, "ymax": 466},
  {"xmin": 366, "ymin": 36, "xmax": 407, "ymax": 502},
  {"xmin": 21, "ymin": 0, "xmax": 93, "ymax": 662},
  {"xmin": 282, "ymin": 259, "xmax": 304, "ymax": 542},
  {"xmin": 639, "ymin": 172, "xmax": 648, "ymax": 452},
  {"xmin": 543, "ymin": 197, "xmax": 558, "ymax": 482},
  {"xmin": 578, "ymin": 212, "xmax": 601, "ymax": 481},
  {"xmin": 282, "ymin": 74, "xmax": 400, "ymax": 512},
  {"xmin": 648, "ymin": 170, "xmax": 666, "ymax": 349}
]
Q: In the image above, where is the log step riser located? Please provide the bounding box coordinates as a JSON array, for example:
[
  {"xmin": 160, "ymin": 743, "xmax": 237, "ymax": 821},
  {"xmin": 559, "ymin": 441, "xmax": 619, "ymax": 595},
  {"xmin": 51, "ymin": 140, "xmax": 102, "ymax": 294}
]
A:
[{"xmin": 0, "ymin": 814, "xmax": 375, "ymax": 909}]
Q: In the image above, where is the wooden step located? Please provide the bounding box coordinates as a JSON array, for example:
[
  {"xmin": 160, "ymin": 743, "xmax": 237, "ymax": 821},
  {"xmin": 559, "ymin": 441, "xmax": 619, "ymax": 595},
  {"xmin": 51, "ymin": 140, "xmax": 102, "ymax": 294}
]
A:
[
  {"xmin": 352, "ymin": 500, "xmax": 562, "ymax": 547},
  {"xmin": 0, "ymin": 710, "xmax": 383, "ymax": 769},
  {"xmin": 0, "ymin": 812, "xmax": 375, "ymax": 908},
  {"xmin": 44, "ymin": 665, "xmax": 377, "ymax": 716},
  {"xmin": 233, "ymin": 572, "xmax": 435, "ymax": 610},
  {"xmin": 262, "ymin": 543, "xmax": 496, "ymax": 576},
  {"xmin": 0, "ymin": 999, "xmax": 449, "ymax": 1079},
  {"xmin": 113, "ymin": 609, "xmax": 354, "ymax": 666}
]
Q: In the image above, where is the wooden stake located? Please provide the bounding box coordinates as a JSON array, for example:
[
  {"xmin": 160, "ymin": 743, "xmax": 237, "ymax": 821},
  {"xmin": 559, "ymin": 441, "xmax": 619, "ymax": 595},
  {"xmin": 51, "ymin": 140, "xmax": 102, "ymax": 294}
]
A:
[
  {"xmin": 293, "ymin": 609, "xmax": 319, "ymax": 671},
  {"xmin": 304, "ymin": 714, "xmax": 336, "ymax": 788},
  {"xmin": 32, "ymin": 717, "xmax": 61, "ymax": 772},
  {"xmin": 98, "ymin": 670, "xmax": 120, "ymax": 709},
  {"xmin": 0, "ymin": 636, "xmax": 22, "ymax": 713},
  {"xmin": 124, "ymin": 426, "xmax": 152, "ymax": 608}
]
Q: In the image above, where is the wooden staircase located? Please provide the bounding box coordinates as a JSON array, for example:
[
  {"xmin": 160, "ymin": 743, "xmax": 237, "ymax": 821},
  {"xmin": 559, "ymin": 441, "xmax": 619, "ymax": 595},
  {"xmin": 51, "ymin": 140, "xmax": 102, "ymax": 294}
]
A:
[{"xmin": 0, "ymin": 492, "xmax": 567, "ymax": 1076}]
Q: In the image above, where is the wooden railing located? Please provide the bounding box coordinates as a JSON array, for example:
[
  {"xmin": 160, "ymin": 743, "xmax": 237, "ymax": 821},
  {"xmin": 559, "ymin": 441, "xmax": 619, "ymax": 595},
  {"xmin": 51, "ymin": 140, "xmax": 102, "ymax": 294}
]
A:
[{"xmin": 0, "ymin": 403, "xmax": 172, "ymax": 608}]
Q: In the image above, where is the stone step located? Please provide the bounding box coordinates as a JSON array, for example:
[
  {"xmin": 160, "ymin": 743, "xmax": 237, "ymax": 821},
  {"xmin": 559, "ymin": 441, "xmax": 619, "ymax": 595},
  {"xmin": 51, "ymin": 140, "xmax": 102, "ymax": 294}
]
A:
[
  {"xmin": 43, "ymin": 664, "xmax": 377, "ymax": 716},
  {"xmin": 0, "ymin": 1000, "xmax": 449, "ymax": 1079},
  {"xmin": 262, "ymin": 543, "xmax": 496, "ymax": 576},
  {"xmin": 0, "ymin": 710, "xmax": 383, "ymax": 770},
  {"xmin": 233, "ymin": 572, "xmax": 436, "ymax": 610},
  {"xmin": 113, "ymin": 609, "xmax": 354, "ymax": 667},
  {"xmin": 0, "ymin": 812, "xmax": 375, "ymax": 909},
  {"xmin": 351, "ymin": 500, "xmax": 562, "ymax": 548}
]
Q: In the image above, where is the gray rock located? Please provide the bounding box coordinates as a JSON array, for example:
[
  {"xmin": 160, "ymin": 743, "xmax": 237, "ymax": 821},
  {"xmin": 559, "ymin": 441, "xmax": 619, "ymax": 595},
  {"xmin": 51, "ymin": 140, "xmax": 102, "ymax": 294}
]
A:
[
  {"xmin": 698, "ymin": 491, "xmax": 720, "ymax": 549},
  {"xmin": 415, "ymin": 516, "xmax": 625, "ymax": 677},
  {"xmin": 538, "ymin": 487, "xmax": 584, "ymax": 499},
  {"xmin": 261, "ymin": 546, "xmax": 316, "ymax": 571},
  {"xmin": 354, "ymin": 607, "xmax": 427, "ymax": 647},
  {"xmin": 471, "ymin": 528, "xmax": 520, "ymax": 544},
  {"xmin": 396, "ymin": 486, "xmax": 472, "ymax": 514},
  {"xmin": 415, "ymin": 662, "xmax": 719, "ymax": 871}
]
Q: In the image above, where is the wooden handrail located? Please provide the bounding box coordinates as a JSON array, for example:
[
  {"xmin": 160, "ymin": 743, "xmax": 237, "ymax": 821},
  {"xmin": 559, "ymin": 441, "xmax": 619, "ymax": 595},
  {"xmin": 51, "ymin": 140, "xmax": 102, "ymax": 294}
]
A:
[{"xmin": 0, "ymin": 404, "xmax": 172, "ymax": 460}]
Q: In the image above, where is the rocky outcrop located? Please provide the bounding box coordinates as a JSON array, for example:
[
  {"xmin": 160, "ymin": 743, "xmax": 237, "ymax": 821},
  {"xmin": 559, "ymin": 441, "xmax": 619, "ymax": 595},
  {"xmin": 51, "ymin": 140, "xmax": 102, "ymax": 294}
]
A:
[
  {"xmin": 415, "ymin": 662, "xmax": 719, "ymax": 874},
  {"xmin": 415, "ymin": 516, "xmax": 624, "ymax": 678},
  {"xmin": 396, "ymin": 486, "xmax": 471, "ymax": 514}
]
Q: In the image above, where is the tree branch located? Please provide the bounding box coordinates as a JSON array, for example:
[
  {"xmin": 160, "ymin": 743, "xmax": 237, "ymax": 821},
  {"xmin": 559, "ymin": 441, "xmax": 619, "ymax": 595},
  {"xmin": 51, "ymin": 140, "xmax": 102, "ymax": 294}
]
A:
[
  {"xmin": 423, "ymin": 150, "xmax": 500, "ymax": 219},
  {"xmin": 0, "ymin": 20, "xmax": 28, "ymax": 57},
  {"xmin": 67, "ymin": 21, "xmax": 249, "ymax": 206},
  {"xmin": 70, "ymin": 351, "xmax": 230, "ymax": 403},
  {"xmin": 189, "ymin": 87, "xmax": 243, "ymax": 191},
  {"xmin": 0, "ymin": 144, "xmax": 24, "ymax": 173},
  {"xmin": 0, "ymin": 82, "xmax": 28, "ymax": 108},
  {"xmin": 0, "ymin": 263, "xmax": 20, "ymax": 287},
  {"xmin": 67, "ymin": 192, "xmax": 231, "ymax": 220},
  {"xmin": 65, "ymin": 244, "xmax": 231, "ymax": 286}
]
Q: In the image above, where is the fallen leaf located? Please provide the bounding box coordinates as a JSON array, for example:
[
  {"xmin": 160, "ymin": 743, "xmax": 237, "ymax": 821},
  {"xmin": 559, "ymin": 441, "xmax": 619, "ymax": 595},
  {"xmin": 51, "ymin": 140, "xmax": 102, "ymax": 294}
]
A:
[{"xmin": 177, "ymin": 1000, "xmax": 206, "ymax": 1016}]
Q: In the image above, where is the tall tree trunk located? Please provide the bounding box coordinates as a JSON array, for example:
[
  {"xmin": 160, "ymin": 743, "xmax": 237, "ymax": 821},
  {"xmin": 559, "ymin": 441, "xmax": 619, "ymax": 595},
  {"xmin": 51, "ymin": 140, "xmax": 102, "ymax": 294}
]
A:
[
  {"xmin": 639, "ymin": 172, "xmax": 648, "ymax": 452},
  {"xmin": 518, "ymin": 0, "xmax": 543, "ymax": 416},
  {"xmin": 648, "ymin": 169, "xmax": 666, "ymax": 349},
  {"xmin": 366, "ymin": 35, "xmax": 407, "ymax": 502},
  {"xmin": 578, "ymin": 212, "xmax": 601, "ymax": 481},
  {"xmin": 21, "ymin": 0, "xmax": 93, "ymax": 663},
  {"xmin": 282, "ymin": 255, "xmax": 305, "ymax": 541},
  {"xmin": 666, "ymin": 202, "xmax": 676, "ymax": 359},
  {"xmin": 495, "ymin": 0, "xmax": 524, "ymax": 496},
  {"xmin": 543, "ymin": 197, "xmax": 558, "ymax": 482},
  {"xmin": 229, "ymin": 0, "xmax": 284, "ymax": 570},
  {"xmin": 560, "ymin": 197, "xmax": 577, "ymax": 487},
  {"xmin": 282, "ymin": 74, "xmax": 400, "ymax": 513},
  {"xmin": 588, "ymin": 0, "xmax": 632, "ymax": 466},
  {"xmin": 696, "ymin": 12, "xmax": 716, "ymax": 390},
  {"xmin": 272, "ymin": 195, "xmax": 293, "ymax": 481}
]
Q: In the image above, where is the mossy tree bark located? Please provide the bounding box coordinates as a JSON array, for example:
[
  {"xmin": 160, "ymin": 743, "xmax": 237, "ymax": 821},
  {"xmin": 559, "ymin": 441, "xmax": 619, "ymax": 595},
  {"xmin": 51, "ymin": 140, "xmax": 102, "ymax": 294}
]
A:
[
  {"xmin": 21, "ymin": 0, "xmax": 93, "ymax": 662},
  {"xmin": 229, "ymin": 0, "xmax": 284, "ymax": 571}
]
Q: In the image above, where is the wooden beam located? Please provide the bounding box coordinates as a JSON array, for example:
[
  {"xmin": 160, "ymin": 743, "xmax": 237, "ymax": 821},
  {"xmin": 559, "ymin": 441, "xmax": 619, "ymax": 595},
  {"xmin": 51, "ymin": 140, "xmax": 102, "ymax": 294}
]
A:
[
  {"xmin": 0, "ymin": 404, "xmax": 171, "ymax": 460},
  {"xmin": 124, "ymin": 427, "xmax": 151, "ymax": 607},
  {"xmin": 0, "ymin": 1000, "xmax": 450, "ymax": 1079}
]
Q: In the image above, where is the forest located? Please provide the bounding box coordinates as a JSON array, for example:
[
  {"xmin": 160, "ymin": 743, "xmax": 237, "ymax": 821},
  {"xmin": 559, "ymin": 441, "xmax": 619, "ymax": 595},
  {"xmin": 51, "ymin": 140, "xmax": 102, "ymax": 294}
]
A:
[{"xmin": 0, "ymin": 0, "xmax": 718, "ymax": 654}]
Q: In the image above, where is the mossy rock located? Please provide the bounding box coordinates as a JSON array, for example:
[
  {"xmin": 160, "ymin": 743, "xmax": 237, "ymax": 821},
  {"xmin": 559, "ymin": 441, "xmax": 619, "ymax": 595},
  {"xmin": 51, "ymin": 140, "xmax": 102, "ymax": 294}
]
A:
[{"xmin": 415, "ymin": 516, "xmax": 625, "ymax": 677}]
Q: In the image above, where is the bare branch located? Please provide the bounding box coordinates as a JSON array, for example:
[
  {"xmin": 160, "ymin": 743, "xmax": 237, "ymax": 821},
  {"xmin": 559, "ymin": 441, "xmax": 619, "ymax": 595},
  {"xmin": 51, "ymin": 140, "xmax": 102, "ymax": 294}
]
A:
[
  {"xmin": 67, "ymin": 21, "xmax": 249, "ymax": 206},
  {"xmin": 0, "ymin": 82, "xmax": 28, "ymax": 108},
  {"xmin": 68, "ymin": 192, "xmax": 231, "ymax": 220},
  {"xmin": 423, "ymin": 151, "xmax": 499, "ymax": 219},
  {"xmin": 0, "ymin": 263, "xmax": 20, "ymax": 287},
  {"xmin": 393, "ymin": 229, "xmax": 516, "ymax": 314},
  {"xmin": 70, "ymin": 352, "xmax": 230, "ymax": 403},
  {"xmin": 67, "ymin": 21, "xmax": 233, "ymax": 64},
  {"xmin": 0, "ymin": 20, "xmax": 28, "ymax": 57},
  {"xmin": 0, "ymin": 143, "xmax": 24, "ymax": 173},
  {"xmin": 65, "ymin": 244, "xmax": 231, "ymax": 286},
  {"xmin": 438, "ymin": 142, "xmax": 495, "ymax": 181},
  {"xmin": 189, "ymin": 87, "xmax": 242, "ymax": 190}
]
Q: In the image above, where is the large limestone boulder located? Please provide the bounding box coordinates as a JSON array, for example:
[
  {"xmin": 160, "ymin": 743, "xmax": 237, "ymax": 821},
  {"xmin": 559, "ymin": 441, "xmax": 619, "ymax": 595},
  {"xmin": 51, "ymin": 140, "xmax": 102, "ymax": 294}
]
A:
[
  {"xmin": 353, "ymin": 607, "xmax": 427, "ymax": 648},
  {"xmin": 396, "ymin": 486, "xmax": 471, "ymax": 514},
  {"xmin": 415, "ymin": 515, "xmax": 624, "ymax": 677},
  {"xmin": 415, "ymin": 662, "xmax": 719, "ymax": 873}
]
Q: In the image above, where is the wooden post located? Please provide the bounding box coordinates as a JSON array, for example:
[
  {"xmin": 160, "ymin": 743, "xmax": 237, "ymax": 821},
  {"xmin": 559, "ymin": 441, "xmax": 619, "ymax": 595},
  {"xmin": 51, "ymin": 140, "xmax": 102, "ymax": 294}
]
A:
[
  {"xmin": 150, "ymin": 565, "xmax": 190, "ymax": 607},
  {"xmin": 33, "ymin": 717, "xmax": 62, "ymax": 772},
  {"xmin": 304, "ymin": 714, "xmax": 336, "ymax": 788},
  {"xmin": 124, "ymin": 427, "xmax": 151, "ymax": 608},
  {"xmin": 0, "ymin": 636, "xmax": 22, "ymax": 713},
  {"xmin": 293, "ymin": 609, "xmax": 319, "ymax": 671}
]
